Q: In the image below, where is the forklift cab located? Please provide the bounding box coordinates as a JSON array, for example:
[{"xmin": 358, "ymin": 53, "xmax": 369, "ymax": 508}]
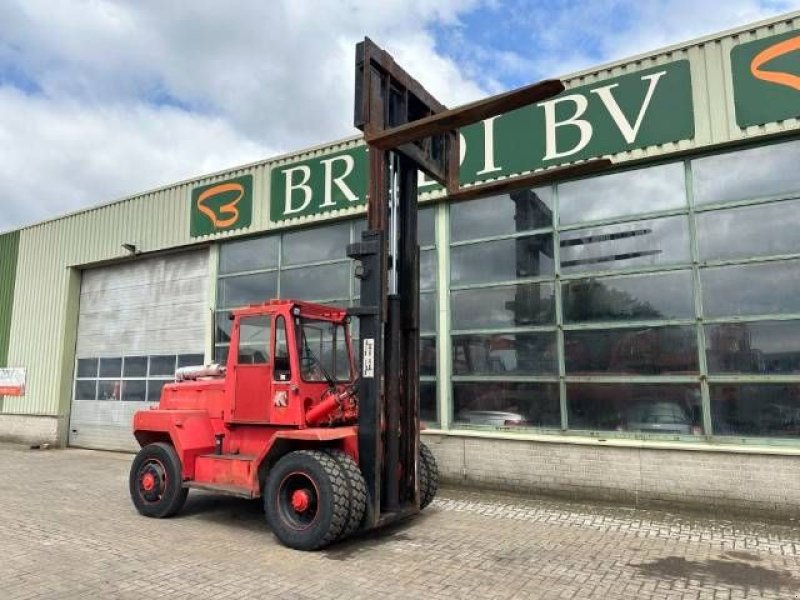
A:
[{"xmin": 225, "ymin": 300, "xmax": 354, "ymax": 426}]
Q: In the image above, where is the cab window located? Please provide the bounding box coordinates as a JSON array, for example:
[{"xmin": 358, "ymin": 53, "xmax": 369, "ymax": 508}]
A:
[
  {"xmin": 238, "ymin": 316, "xmax": 271, "ymax": 365},
  {"xmin": 274, "ymin": 316, "xmax": 291, "ymax": 381}
]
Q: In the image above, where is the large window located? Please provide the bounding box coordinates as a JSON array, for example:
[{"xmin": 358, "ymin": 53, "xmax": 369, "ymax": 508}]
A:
[{"xmin": 448, "ymin": 138, "xmax": 800, "ymax": 441}]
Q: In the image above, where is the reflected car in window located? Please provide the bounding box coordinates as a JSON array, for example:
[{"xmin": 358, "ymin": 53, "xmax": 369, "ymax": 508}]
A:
[
  {"xmin": 625, "ymin": 400, "xmax": 699, "ymax": 435},
  {"xmin": 456, "ymin": 409, "xmax": 528, "ymax": 427}
]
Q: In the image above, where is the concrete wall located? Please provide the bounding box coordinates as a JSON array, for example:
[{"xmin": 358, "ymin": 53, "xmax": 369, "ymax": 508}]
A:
[
  {"xmin": 423, "ymin": 432, "xmax": 800, "ymax": 518},
  {"xmin": 0, "ymin": 414, "xmax": 61, "ymax": 446}
]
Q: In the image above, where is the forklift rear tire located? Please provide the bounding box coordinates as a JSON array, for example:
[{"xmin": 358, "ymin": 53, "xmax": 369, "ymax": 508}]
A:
[
  {"xmin": 129, "ymin": 442, "xmax": 188, "ymax": 518},
  {"xmin": 325, "ymin": 449, "xmax": 367, "ymax": 539},
  {"xmin": 419, "ymin": 442, "xmax": 439, "ymax": 510},
  {"xmin": 264, "ymin": 450, "xmax": 350, "ymax": 550}
]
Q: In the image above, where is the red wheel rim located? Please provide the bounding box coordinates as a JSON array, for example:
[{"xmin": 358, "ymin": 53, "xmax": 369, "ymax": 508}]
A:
[
  {"xmin": 136, "ymin": 458, "xmax": 168, "ymax": 504},
  {"xmin": 277, "ymin": 471, "xmax": 320, "ymax": 531}
]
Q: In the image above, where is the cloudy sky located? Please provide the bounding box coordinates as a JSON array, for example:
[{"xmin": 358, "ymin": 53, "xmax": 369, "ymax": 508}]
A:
[{"xmin": 0, "ymin": 0, "xmax": 796, "ymax": 232}]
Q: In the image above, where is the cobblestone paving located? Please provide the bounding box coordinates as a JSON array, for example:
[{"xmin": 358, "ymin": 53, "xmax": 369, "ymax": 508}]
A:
[{"xmin": 1, "ymin": 443, "xmax": 799, "ymax": 599}]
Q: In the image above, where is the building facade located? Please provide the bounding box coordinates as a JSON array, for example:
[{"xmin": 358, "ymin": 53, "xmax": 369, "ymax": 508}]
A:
[{"xmin": 1, "ymin": 14, "xmax": 799, "ymax": 515}]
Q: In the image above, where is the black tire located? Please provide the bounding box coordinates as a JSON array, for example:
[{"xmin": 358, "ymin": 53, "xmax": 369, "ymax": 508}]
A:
[
  {"xmin": 325, "ymin": 449, "xmax": 367, "ymax": 539},
  {"xmin": 419, "ymin": 442, "xmax": 439, "ymax": 510},
  {"xmin": 129, "ymin": 442, "xmax": 188, "ymax": 518},
  {"xmin": 264, "ymin": 450, "xmax": 349, "ymax": 550}
]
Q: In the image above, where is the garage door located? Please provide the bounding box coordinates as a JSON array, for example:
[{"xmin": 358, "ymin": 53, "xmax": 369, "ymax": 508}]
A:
[{"xmin": 69, "ymin": 250, "xmax": 208, "ymax": 451}]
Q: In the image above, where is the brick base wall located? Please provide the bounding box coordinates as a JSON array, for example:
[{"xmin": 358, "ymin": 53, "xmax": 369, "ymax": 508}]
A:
[
  {"xmin": 0, "ymin": 414, "xmax": 61, "ymax": 446},
  {"xmin": 422, "ymin": 432, "xmax": 800, "ymax": 518}
]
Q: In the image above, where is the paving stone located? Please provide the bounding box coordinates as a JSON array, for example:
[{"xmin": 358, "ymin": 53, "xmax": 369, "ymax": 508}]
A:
[{"xmin": 0, "ymin": 443, "xmax": 799, "ymax": 599}]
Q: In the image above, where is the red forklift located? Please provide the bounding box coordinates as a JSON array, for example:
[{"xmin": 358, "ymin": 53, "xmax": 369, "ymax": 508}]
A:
[{"xmin": 128, "ymin": 39, "xmax": 611, "ymax": 550}]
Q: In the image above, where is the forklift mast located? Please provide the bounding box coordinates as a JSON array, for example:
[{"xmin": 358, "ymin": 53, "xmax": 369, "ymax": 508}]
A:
[{"xmin": 347, "ymin": 39, "xmax": 613, "ymax": 527}]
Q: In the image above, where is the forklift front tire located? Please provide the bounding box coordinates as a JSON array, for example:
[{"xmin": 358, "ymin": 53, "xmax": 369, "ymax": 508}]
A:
[
  {"xmin": 129, "ymin": 442, "xmax": 188, "ymax": 518},
  {"xmin": 419, "ymin": 442, "xmax": 439, "ymax": 510},
  {"xmin": 264, "ymin": 450, "xmax": 350, "ymax": 550}
]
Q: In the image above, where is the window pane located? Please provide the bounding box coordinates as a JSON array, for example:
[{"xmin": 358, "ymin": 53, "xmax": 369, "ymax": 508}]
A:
[
  {"xmin": 123, "ymin": 356, "xmax": 148, "ymax": 378},
  {"xmin": 453, "ymin": 382, "xmax": 560, "ymax": 429},
  {"xmin": 567, "ymin": 383, "xmax": 702, "ymax": 434},
  {"xmin": 214, "ymin": 345, "xmax": 229, "ymax": 365},
  {"xmin": 711, "ymin": 383, "xmax": 800, "ymax": 437},
  {"xmin": 419, "ymin": 206, "xmax": 435, "ymax": 247},
  {"xmin": 560, "ymin": 215, "xmax": 690, "ymax": 274},
  {"xmin": 75, "ymin": 380, "xmax": 97, "ymax": 401},
  {"xmin": 420, "ymin": 292, "xmax": 436, "ymax": 333},
  {"xmin": 76, "ymin": 358, "xmax": 98, "ymax": 378},
  {"xmin": 219, "ymin": 236, "xmax": 279, "ymax": 275},
  {"xmin": 215, "ymin": 312, "xmax": 232, "ymax": 343},
  {"xmin": 149, "ymin": 355, "xmax": 176, "ymax": 377},
  {"xmin": 693, "ymin": 140, "xmax": 800, "ymax": 206},
  {"xmin": 178, "ymin": 354, "xmax": 204, "ymax": 368},
  {"xmin": 98, "ymin": 380, "xmax": 122, "ymax": 401},
  {"xmin": 697, "ymin": 199, "xmax": 800, "ymax": 261},
  {"xmin": 280, "ymin": 263, "xmax": 349, "ymax": 300},
  {"xmin": 420, "ymin": 337, "xmax": 437, "ymax": 377},
  {"xmin": 239, "ymin": 316, "xmax": 271, "ymax": 354},
  {"xmin": 701, "ymin": 260, "xmax": 800, "ymax": 317},
  {"xmin": 706, "ymin": 321, "xmax": 800, "ymax": 375},
  {"xmin": 565, "ymin": 326, "xmax": 698, "ymax": 375},
  {"xmin": 282, "ymin": 223, "xmax": 350, "ymax": 265},
  {"xmin": 451, "ymin": 282, "xmax": 555, "ymax": 330},
  {"xmin": 122, "ymin": 380, "xmax": 147, "ymax": 402},
  {"xmin": 148, "ymin": 380, "xmax": 171, "ymax": 403},
  {"xmin": 452, "ymin": 333, "xmax": 557, "ymax": 376},
  {"xmin": 562, "ymin": 271, "xmax": 695, "ymax": 323},
  {"xmin": 559, "ymin": 163, "xmax": 686, "ymax": 224},
  {"xmin": 217, "ymin": 272, "xmax": 278, "ymax": 309},
  {"xmin": 450, "ymin": 187, "xmax": 553, "ymax": 242},
  {"xmin": 421, "ymin": 249, "xmax": 436, "ymax": 292},
  {"xmin": 420, "ymin": 380, "xmax": 438, "ymax": 426},
  {"xmin": 99, "ymin": 358, "xmax": 122, "ymax": 378},
  {"xmin": 451, "ymin": 234, "xmax": 554, "ymax": 286}
]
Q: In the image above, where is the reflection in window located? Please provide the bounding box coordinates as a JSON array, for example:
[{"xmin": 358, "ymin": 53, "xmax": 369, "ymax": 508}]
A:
[
  {"xmin": 452, "ymin": 333, "xmax": 557, "ymax": 376},
  {"xmin": 238, "ymin": 316, "xmax": 271, "ymax": 364},
  {"xmin": 696, "ymin": 198, "xmax": 800, "ymax": 261},
  {"xmin": 149, "ymin": 355, "xmax": 176, "ymax": 377},
  {"xmin": 280, "ymin": 263, "xmax": 349, "ymax": 300},
  {"xmin": 274, "ymin": 317, "xmax": 291, "ymax": 380},
  {"xmin": 215, "ymin": 312, "xmax": 232, "ymax": 343},
  {"xmin": 420, "ymin": 292, "xmax": 436, "ymax": 333},
  {"xmin": 98, "ymin": 380, "xmax": 122, "ymax": 401},
  {"xmin": 560, "ymin": 216, "xmax": 690, "ymax": 274},
  {"xmin": 451, "ymin": 283, "xmax": 555, "ymax": 330},
  {"xmin": 706, "ymin": 321, "xmax": 800, "ymax": 375},
  {"xmin": 418, "ymin": 207, "xmax": 436, "ymax": 247},
  {"xmin": 122, "ymin": 380, "xmax": 147, "ymax": 402},
  {"xmin": 562, "ymin": 270, "xmax": 694, "ymax": 323},
  {"xmin": 148, "ymin": 380, "xmax": 171, "ymax": 403},
  {"xmin": 453, "ymin": 382, "xmax": 560, "ymax": 429},
  {"xmin": 217, "ymin": 272, "xmax": 278, "ymax": 309},
  {"xmin": 219, "ymin": 236, "xmax": 279, "ymax": 275},
  {"xmin": 123, "ymin": 357, "xmax": 148, "ymax": 377},
  {"xmin": 565, "ymin": 326, "xmax": 698, "ymax": 375},
  {"xmin": 693, "ymin": 139, "xmax": 800, "ymax": 206},
  {"xmin": 77, "ymin": 358, "xmax": 98, "ymax": 378},
  {"xmin": 75, "ymin": 380, "xmax": 97, "ymax": 401},
  {"xmin": 701, "ymin": 259, "xmax": 800, "ymax": 317},
  {"xmin": 567, "ymin": 383, "xmax": 701, "ymax": 434},
  {"xmin": 559, "ymin": 163, "xmax": 686, "ymax": 225},
  {"xmin": 99, "ymin": 357, "xmax": 122, "ymax": 378},
  {"xmin": 282, "ymin": 223, "xmax": 349, "ymax": 265},
  {"xmin": 711, "ymin": 383, "xmax": 800, "ymax": 437},
  {"xmin": 420, "ymin": 337, "xmax": 437, "ymax": 376},
  {"xmin": 420, "ymin": 381, "xmax": 438, "ymax": 425},
  {"xmin": 420, "ymin": 249, "xmax": 437, "ymax": 292},
  {"xmin": 450, "ymin": 187, "xmax": 553, "ymax": 242},
  {"xmin": 451, "ymin": 234, "xmax": 554, "ymax": 286}
]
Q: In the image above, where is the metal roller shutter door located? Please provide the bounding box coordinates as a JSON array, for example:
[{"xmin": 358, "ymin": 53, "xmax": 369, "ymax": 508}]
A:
[{"xmin": 69, "ymin": 250, "xmax": 208, "ymax": 451}]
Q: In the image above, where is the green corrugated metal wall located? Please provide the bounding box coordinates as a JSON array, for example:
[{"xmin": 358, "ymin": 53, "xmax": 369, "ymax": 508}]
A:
[{"xmin": 0, "ymin": 231, "xmax": 20, "ymax": 367}]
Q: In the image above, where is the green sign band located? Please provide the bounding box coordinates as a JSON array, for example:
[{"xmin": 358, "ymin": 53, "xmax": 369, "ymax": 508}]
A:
[
  {"xmin": 190, "ymin": 175, "xmax": 254, "ymax": 237},
  {"xmin": 732, "ymin": 30, "xmax": 800, "ymax": 128},
  {"xmin": 270, "ymin": 60, "xmax": 694, "ymax": 221}
]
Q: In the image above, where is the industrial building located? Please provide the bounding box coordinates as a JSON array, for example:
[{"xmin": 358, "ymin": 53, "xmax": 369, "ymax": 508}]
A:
[{"xmin": 0, "ymin": 13, "xmax": 798, "ymax": 514}]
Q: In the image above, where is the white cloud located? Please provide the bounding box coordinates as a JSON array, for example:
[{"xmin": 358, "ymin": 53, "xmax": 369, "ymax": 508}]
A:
[{"xmin": 0, "ymin": 0, "xmax": 488, "ymax": 231}]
